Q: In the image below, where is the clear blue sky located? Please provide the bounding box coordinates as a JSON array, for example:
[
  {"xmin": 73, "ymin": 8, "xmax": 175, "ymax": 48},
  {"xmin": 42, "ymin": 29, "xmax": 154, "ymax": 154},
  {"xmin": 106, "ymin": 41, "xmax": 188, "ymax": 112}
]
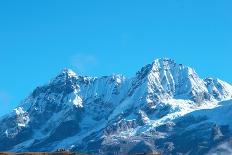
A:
[{"xmin": 0, "ymin": 0, "xmax": 231, "ymax": 116}]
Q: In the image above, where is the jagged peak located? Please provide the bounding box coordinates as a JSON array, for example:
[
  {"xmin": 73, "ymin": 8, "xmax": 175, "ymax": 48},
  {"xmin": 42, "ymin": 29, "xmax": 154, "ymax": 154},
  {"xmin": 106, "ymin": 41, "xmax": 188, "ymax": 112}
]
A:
[
  {"xmin": 152, "ymin": 58, "xmax": 176, "ymax": 67},
  {"xmin": 136, "ymin": 58, "xmax": 198, "ymax": 80},
  {"xmin": 204, "ymin": 77, "xmax": 232, "ymax": 94},
  {"xmin": 50, "ymin": 68, "xmax": 78, "ymax": 84},
  {"xmin": 151, "ymin": 58, "xmax": 195, "ymax": 72},
  {"xmin": 59, "ymin": 68, "xmax": 77, "ymax": 78},
  {"xmin": 204, "ymin": 77, "xmax": 231, "ymax": 86},
  {"xmin": 132, "ymin": 58, "xmax": 211, "ymax": 102}
]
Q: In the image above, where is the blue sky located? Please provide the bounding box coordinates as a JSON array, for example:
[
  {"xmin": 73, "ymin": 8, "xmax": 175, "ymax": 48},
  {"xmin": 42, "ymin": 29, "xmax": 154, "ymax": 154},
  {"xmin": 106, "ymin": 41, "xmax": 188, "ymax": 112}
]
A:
[{"xmin": 0, "ymin": 0, "xmax": 231, "ymax": 116}]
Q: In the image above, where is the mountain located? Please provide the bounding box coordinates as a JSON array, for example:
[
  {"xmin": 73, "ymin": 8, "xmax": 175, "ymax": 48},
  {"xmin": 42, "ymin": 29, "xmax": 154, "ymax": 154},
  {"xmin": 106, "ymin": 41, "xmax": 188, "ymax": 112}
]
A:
[{"xmin": 1, "ymin": 58, "xmax": 232, "ymax": 155}]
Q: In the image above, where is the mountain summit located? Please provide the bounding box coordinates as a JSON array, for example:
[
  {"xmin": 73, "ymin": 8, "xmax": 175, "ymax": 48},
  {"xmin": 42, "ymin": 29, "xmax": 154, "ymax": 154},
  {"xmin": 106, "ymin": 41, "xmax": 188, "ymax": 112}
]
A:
[{"xmin": 1, "ymin": 58, "xmax": 232, "ymax": 155}]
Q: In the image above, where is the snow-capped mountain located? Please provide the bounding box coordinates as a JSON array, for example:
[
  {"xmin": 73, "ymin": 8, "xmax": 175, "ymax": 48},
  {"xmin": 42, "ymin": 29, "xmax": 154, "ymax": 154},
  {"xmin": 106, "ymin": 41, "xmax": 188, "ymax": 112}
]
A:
[{"xmin": 1, "ymin": 58, "xmax": 232, "ymax": 155}]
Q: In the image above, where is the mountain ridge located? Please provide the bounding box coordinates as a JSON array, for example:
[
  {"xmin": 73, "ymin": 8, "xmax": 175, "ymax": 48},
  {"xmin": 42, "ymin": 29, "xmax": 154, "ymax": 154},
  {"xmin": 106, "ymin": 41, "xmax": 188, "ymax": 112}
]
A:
[{"xmin": 0, "ymin": 58, "xmax": 232, "ymax": 155}]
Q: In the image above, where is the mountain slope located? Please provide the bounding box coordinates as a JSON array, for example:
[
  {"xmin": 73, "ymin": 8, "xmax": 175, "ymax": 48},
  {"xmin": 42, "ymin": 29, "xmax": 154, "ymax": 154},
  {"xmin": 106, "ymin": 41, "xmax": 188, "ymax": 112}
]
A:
[{"xmin": 0, "ymin": 58, "xmax": 232, "ymax": 155}]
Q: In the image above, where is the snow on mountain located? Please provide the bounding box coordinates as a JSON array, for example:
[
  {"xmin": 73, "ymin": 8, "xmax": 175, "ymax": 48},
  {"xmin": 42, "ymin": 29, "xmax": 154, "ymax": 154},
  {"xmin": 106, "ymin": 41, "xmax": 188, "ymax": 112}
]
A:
[{"xmin": 0, "ymin": 58, "xmax": 232, "ymax": 155}]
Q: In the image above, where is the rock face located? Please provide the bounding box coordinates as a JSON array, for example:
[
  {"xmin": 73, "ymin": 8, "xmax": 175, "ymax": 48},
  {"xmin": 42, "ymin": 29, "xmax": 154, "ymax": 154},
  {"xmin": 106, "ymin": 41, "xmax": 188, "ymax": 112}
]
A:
[{"xmin": 1, "ymin": 58, "xmax": 232, "ymax": 155}]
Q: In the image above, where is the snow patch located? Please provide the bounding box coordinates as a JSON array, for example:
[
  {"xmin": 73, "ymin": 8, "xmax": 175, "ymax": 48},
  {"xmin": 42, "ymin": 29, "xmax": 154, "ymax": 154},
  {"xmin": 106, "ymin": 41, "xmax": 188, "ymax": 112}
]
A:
[
  {"xmin": 14, "ymin": 107, "xmax": 30, "ymax": 127},
  {"xmin": 68, "ymin": 90, "xmax": 83, "ymax": 107}
]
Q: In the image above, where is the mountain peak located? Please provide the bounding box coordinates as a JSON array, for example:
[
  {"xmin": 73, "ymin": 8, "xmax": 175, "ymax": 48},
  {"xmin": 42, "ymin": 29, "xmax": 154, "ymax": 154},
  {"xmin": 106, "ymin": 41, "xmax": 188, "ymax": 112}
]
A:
[
  {"xmin": 152, "ymin": 57, "xmax": 175, "ymax": 64},
  {"xmin": 151, "ymin": 58, "xmax": 189, "ymax": 71},
  {"xmin": 50, "ymin": 68, "xmax": 77, "ymax": 84},
  {"xmin": 133, "ymin": 58, "xmax": 209, "ymax": 102},
  {"xmin": 136, "ymin": 58, "xmax": 191, "ymax": 80},
  {"xmin": 59, "ymin": 68, "xmax": 77, "ymax": 78}
]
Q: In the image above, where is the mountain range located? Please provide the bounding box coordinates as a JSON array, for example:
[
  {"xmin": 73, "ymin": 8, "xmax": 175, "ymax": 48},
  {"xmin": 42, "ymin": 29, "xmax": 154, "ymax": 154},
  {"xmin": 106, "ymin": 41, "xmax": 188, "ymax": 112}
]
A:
[{"xmin": 1, "ymin": 58, "xmax": 232, "ymax": 155}]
